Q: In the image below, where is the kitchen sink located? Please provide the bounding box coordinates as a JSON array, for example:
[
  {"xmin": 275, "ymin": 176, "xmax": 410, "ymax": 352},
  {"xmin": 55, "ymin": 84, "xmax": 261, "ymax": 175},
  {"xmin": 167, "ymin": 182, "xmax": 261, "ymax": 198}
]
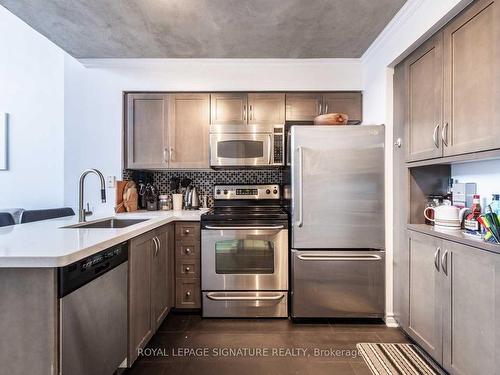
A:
[{"xmin": 64, "ymin": 218, "xmax": 149, "ymax": 229}]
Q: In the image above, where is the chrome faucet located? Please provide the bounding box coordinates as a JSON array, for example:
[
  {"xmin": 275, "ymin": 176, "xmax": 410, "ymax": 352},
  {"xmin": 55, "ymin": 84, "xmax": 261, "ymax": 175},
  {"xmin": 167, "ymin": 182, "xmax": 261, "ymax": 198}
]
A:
[{"xmin": 79, "ymin": 169, "xmax": 106, "ymax": 222}]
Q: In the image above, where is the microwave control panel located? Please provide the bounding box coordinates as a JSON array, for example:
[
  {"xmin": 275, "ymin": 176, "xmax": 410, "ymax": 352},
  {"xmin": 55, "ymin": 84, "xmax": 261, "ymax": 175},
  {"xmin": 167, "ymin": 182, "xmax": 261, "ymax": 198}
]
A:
[{"xmin": 273, "ymin": 126, "xmax": 284, "ymax": 165}]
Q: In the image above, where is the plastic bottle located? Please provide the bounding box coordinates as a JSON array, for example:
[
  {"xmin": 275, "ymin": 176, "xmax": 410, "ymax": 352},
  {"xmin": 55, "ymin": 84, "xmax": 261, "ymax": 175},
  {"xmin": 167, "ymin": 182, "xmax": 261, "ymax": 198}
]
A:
[{"xmin": 464, "ymin": 194, "xmax": 482, "ymax": 233}]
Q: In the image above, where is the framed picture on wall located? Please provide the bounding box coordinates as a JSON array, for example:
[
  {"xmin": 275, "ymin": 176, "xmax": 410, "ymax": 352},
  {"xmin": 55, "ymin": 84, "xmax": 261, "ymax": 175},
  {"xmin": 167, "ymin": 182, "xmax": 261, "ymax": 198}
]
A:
[{"xmin": 0, "ymin": 112, "xmax": 8, "ymax": 170}]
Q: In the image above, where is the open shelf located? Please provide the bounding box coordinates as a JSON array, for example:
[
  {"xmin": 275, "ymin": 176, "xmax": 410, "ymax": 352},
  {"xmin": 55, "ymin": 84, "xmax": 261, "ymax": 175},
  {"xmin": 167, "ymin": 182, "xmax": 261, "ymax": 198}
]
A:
[{"xmin": 407, "ymin": 224, "xmax": 500, "ymax": 255}]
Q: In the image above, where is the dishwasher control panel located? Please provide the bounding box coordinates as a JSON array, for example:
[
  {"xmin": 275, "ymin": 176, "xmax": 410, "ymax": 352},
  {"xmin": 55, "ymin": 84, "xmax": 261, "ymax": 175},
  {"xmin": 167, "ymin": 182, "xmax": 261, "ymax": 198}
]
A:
[{"xmin": 58, "ymin": 242, "xmax": 128, "ymax": 298}]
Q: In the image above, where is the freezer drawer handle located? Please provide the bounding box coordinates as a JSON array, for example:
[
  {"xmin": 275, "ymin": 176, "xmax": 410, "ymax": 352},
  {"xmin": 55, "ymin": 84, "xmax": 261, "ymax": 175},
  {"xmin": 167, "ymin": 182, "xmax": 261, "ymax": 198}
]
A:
[
  {"xmin": 206, "ymin": 293, "xmax": 285, "ymax": 301},
  {"xmin": 204, "ymin": 225, "xmax": 285, "ymax": 230},
  {"xmin": 297, "ymin": 254, "xmax": 382, "ymax": 261}
]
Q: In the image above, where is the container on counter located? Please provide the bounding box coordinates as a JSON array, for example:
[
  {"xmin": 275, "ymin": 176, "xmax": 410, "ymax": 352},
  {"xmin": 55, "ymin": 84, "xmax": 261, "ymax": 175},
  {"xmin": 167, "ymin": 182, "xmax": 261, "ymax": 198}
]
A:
[
  {"xmin": 464, "ymin": 194, "xmax": 482, "ymax": 233},
  {"xmin": 159, "ymin": 195, "xmax": 170, "ymax": 211},
  {"xmin": 172, "ymin": 194, "xmax": 183, "ymax": 211}
]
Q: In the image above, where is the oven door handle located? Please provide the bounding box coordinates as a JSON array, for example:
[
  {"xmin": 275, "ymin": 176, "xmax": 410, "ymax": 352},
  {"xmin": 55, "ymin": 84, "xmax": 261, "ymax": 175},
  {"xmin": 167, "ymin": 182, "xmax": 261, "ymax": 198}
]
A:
[
  {"xmin": 203, "ymin": 225, "xmax": 285, "ymax": 230},
  {"xmin": 206, "ymin": 293, "xmax": 286, "ymax": 301},
  {"xmin": 297, "ymin": 254, "xmax": 382, "ymax": 261}
]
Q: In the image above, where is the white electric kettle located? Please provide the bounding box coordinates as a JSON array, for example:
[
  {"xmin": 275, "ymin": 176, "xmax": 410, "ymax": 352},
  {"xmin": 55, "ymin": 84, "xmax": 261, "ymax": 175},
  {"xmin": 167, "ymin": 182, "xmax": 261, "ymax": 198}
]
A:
[{"xmin": 424, "ymin": 205, "xmax": 469, "ymax": 229}]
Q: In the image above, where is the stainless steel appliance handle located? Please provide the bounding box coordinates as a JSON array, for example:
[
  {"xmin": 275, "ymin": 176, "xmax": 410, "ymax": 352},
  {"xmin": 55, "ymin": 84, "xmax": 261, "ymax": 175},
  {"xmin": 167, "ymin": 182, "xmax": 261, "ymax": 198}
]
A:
[
  {"xmin": 433, "ymin": 124, "xmax": 440, "ymax": 148},
  {"xmin": 297, "ymin": 254, "xmax": 382, "ymax": 261},
  {"xmin": 204, "ymin": 225, "xmax": 285, "ymax": 230},
  {"xmin": 434, "ymin": 247, "xmax": 441, "ymax": 271},
  {"xmin": 268, "ymin": 134, "xmax": 272, "ymax": 165},
  {"xmin": 441, "ymin": 250, "xmax": 448, "ymax": 275},
  {"xmin": 442, "ymin": 122, "xmax": 449, "ymax": 147},
  {"xmin": 206, "ymin": 293, "xmax": 285, "ymax": 301},
  {"xmin": 296, "ymin": 146, "xmax": 304, "ymax": 228}
]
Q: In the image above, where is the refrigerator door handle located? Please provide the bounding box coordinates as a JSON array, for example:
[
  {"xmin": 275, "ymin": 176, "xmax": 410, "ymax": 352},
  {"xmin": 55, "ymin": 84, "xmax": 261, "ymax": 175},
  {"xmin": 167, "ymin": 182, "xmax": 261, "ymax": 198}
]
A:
[
  {"xmin": 296, "ymin": 146, "xmax": 304, "ymax": 228},
  {"xmin": 297, "ymin": 254, "xmax": 382, "ymax": 261}
]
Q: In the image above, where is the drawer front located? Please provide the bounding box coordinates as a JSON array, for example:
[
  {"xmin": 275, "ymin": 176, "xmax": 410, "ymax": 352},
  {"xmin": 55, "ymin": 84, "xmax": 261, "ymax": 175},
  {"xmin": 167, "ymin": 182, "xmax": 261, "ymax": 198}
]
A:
[
  {"xmin": 176, "ymin": 259, "xmax": 200, "ymax": 278},
  {"xmin": 175, "ymin": 222, "xmax": 200, "ymax": 240},
  {"xmin": 202, "ymin": 291, "xmax": 288, "ymax": 318},
  {"xmin": 175, "ymin": 278, "xmax": 201, "ymax": 308},
  {"xmin": 175, "ymin": 241, "xmax": 200, "ymax": 259},
  {"xmin": 291, "ymin": 250, "xmax": 385, "ymax": 318}
]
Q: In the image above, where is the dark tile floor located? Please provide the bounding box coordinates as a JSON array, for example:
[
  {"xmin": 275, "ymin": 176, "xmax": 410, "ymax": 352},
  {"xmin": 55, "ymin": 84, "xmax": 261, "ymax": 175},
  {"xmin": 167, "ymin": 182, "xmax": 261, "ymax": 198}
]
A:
[{"xmin": 125, "ymin": 313, "xmax": 410, "ymax": 375}]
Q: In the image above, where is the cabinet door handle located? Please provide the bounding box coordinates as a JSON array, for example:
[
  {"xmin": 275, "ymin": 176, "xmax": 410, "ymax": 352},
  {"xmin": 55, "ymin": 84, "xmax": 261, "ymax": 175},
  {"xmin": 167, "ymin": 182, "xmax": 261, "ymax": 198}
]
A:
[
  {"xmin": 170, "ymin": 147, "xmax": 174, "ymax": 161},
  {"xmin": 319, "ymin": 102, "xmax": 323, "ymax": 115},
  {"xmin": 442, "ymin": 122, "xmax": 449, "ymax": 147},
  {"xmin": 153, "ymin": 237, "xmax": 159, "ymax": 257},
  {"xmin": 249, "ymin": 105, "xmax": 253, "ymax": 121},
  {"xmin": 433, "ymin": 124, "xmax": 440, "ymax": 148},
  {"xmin": 324, "ymin": 103, "xmax": 329, "ymax": 114},
  {"xmin": 243, "ymin": 105, "xmax": 247, "ymax": 122},
  {"xmin": 441, "ymin": 250, "xmax": 448, "ymax": 275},
  {"xmin": 434, "ymin": 247, "xmax": 441, "ymax": 271},
  {"xmin": 163, "ymin": 148, "xmax": 169, "ymax": 163}
]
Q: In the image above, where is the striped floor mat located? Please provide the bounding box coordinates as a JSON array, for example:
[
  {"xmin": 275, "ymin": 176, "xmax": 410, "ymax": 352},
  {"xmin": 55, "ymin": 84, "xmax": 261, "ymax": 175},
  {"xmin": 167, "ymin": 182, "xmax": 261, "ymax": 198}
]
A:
[{"xmin": 356, "ymin": 343, "xmax": 447, "ymax": 375}]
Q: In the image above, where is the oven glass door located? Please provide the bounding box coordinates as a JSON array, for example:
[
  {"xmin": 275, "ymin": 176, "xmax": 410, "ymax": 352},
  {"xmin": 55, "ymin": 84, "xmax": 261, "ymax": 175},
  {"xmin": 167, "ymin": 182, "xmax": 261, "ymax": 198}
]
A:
[
  {"xmin": 202, "ymin": 227, "xmax": 288, "ymax": 291},
  {"xmin": 210, "ymin": 133, "xmax": 272, "ymax": 167}
]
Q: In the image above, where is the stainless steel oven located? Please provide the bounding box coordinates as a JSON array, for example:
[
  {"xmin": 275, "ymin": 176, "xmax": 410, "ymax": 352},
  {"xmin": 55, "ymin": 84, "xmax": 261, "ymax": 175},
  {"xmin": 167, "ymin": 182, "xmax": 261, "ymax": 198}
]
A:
[
  {"xmin": 202, "ymin": 225, "xmax": 288, "ymax": 291},
  {"xmin": 201, "ymin": 184, "xmax": 289, "ymax": 317},
  {"xmin": 209, "ymin": 124, "xmax": 285, "ymax": 168}
]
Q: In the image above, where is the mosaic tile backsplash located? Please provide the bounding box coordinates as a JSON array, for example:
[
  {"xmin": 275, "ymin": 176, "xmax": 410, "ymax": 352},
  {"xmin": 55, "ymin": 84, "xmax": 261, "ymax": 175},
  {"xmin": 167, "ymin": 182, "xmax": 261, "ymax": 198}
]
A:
[{"xmin": 123, "ymin": 169, "xmax": 284, "ymax": 199}]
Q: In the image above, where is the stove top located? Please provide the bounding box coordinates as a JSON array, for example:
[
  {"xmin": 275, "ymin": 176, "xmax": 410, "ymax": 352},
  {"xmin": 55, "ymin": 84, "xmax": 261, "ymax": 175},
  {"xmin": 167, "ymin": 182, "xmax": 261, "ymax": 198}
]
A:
[
  {"xmin": 202, "ymin": 206, "xmax": 289, "ymax": 222},
  {"xmin": 201, "ymin": 184, "xmax": 289, "ymax": 224}
]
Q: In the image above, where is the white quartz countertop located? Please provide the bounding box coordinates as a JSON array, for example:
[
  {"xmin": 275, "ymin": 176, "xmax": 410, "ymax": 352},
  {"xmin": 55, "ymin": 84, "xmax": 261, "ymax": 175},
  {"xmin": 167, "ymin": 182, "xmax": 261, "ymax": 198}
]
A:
[{"xmin": 0, "ymin": 210, "xmax": 207, "ymax": 268}]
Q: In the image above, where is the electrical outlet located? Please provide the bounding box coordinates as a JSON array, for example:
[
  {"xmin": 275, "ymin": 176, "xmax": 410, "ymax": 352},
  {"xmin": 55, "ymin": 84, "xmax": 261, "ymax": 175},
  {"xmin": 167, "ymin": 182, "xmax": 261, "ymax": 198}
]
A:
[{"xmin": 106, "ymin": 175, "xmax": 116, "ymax": 188}]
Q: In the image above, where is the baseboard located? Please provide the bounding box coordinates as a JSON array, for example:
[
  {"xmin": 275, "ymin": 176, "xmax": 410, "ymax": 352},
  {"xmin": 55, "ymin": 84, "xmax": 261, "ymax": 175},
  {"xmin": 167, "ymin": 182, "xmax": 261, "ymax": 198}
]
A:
[{"xmin": 384, "ymin": 314, "xmax": 399, "ymax": 328}]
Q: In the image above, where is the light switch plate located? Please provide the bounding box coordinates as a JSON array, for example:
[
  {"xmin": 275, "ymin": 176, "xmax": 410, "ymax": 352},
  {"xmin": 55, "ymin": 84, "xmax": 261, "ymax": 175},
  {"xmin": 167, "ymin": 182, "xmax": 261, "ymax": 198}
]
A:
[
  {"xmin": 106, "ymin": 175, "xmax": 116, "ymax": 188},
  {"xmin": 0, "ymin": 113, "xmax": 8, "ymax": 171}
]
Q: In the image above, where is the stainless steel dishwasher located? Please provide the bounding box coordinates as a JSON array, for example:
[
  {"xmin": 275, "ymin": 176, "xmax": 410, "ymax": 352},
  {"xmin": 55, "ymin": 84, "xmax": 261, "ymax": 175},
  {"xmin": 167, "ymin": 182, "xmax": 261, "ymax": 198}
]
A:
[{"xmin": 58, "ymin": 242, "xmax": 128, "ymax": 375}]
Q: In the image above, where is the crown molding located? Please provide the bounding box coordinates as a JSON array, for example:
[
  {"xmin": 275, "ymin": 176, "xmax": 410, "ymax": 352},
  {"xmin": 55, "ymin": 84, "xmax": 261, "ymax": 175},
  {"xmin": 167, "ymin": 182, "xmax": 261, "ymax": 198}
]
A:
[{"xmin": 79, "ymin": 58, "xmax": 362, "ymax": 69}]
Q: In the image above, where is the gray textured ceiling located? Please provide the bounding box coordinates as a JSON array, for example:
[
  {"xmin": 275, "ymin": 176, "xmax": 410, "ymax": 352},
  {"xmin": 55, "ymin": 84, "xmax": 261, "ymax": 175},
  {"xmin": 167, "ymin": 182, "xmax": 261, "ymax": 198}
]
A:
[{"xmin": 0, "ymin": 0, "xmax": 406, "ymax": 58}]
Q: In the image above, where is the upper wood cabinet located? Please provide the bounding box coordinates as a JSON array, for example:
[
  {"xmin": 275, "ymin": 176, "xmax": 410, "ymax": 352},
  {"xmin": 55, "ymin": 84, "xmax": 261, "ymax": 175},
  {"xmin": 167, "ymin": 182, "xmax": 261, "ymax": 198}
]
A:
[
  {"xmin": 125, "ymin": 94, "xmax": 168, "ymax": 169},
  {"xmin": 402, "ymin": 0, "xmax": 500, "ymax": 162},
  {"xmin": 168, "ymin": 94, "xmax": 210, "ymax": 168},
  {"xmin": 322, "ymin": 92, "xmax": 362, "ymax": 123},
  {"xmin": 210, "ymin": 93, "xmax": 248, "ymax": 125},
  {"xmin": 285, "ymin": 92, "xmax": 362, "ymax": 122},
  {"xmin": 442, "ymin": 0, "xmax": 500, "ymax": 156},
  {"xmin": 285, "ymin": 93, "xmax": 323, "ymax": 121},
  {"xmin": 248, "ymin": 93, "xmax": 285, "ymax": 124},
  {"xmin": 405, "ymin": 33, "xmax": 444, "ymax": 162}
]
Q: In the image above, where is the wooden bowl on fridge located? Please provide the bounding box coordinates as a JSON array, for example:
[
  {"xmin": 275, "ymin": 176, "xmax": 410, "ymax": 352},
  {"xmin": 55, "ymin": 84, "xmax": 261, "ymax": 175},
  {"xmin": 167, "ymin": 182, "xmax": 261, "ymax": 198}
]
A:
[{"xmin": 314, "ymin": 113, "xmax": 349, "ymax": 125}]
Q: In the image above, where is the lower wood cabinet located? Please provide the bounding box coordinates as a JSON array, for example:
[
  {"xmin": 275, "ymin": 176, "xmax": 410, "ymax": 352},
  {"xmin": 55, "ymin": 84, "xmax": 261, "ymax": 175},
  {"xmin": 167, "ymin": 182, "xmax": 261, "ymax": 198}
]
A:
[
  {"xmin": 128, "ymin": 224, "xmax": 174, "ymax": 366},
  {"xmin": 405, "ymin": 230, "xmax": 500, "ymax": 374}
]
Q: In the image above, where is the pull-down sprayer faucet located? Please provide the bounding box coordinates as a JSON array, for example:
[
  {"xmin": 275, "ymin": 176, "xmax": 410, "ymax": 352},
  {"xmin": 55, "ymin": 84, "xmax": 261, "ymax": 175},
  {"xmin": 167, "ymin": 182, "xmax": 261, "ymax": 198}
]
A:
[{"xmin": 78, "ymin": 169, "xmax": 106, "ymax": 222}]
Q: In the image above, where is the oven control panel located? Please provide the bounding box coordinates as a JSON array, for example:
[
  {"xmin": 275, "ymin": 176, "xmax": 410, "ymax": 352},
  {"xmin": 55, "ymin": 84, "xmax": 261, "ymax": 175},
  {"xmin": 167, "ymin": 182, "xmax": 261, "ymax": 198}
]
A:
[{"xmin": 214, "ymin": 185, "xmax": 280, "ymax": 200}]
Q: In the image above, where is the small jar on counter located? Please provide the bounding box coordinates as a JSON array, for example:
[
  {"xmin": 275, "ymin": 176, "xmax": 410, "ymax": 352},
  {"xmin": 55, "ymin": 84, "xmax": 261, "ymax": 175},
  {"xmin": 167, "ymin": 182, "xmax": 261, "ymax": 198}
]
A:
[{"xmin": 158, "ymin": 195, "xmax": 171, "ymax": 211}]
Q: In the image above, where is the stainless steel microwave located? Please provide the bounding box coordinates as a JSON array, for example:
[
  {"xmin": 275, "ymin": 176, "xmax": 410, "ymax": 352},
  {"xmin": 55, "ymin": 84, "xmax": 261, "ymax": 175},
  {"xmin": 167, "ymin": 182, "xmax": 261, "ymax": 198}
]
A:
[{"xmin": 209, "ymin": 124, "xmax": 285, "ymax": 168}]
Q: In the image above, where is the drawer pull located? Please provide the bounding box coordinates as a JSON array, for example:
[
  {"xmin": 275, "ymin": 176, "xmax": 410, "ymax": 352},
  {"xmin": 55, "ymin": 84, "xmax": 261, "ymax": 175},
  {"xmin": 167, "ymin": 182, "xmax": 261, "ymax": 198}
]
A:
[
  {"xmin": 184, "ymin": 229, "xmax": 190, "ymax": 234},
  {"xmin": 185, "ymin": 291, "xmax": 191, "ymax": 297},
  {"xmin": 185, "ymin": 248, "xmax": 191, "ymax": 254},
  {"xmin": 185, "ymin": 267, "xmax": 191, "ymax": 272},
  {"xmin": 297, "ymin": 254, "xmax": 382, "ymax": 261},
  {"xmin": 206, "ymin": 293, "xmax": 285, "ymax": 301}
]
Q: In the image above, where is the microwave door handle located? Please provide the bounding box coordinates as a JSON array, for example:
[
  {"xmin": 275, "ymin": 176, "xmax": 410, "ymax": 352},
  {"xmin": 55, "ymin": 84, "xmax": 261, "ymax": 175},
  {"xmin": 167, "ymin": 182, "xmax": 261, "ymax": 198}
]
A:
[{"xmin": 268, "ymin": 134, "xmax": 272, "ymax": 165}]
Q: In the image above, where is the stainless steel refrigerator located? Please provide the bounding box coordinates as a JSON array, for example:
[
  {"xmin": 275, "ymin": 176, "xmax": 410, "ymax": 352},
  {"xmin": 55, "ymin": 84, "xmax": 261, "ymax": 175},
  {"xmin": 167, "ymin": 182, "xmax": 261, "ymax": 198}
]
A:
[{"xmin": 290, "ymin": 125, "xmax": 385, "ymax": 318}]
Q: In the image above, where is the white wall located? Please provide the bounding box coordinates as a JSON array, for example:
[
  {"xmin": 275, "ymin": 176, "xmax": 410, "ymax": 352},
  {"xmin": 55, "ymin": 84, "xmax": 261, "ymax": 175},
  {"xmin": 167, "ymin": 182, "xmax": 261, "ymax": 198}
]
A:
[
  {"xmin": 0, "ymin": 6, "xmax": 66, "ymax": 209},
  {"xmin": 63, "ymin": 58, "xmax": 363, "ymax": 213},
  {"xmin": 360, "ymin": 0, "xmax": 473, "ymax": 325},
  {"xmin": 452, "ymin": 161, "xmax": 500, "ymax": 208}
]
